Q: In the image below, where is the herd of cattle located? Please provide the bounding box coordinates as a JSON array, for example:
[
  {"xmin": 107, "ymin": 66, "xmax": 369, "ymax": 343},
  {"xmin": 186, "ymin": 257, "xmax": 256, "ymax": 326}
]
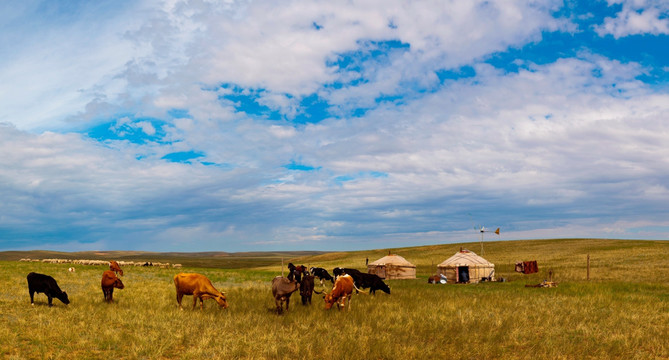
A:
[
  {"xmin": 267, "ymin": 263, "xmax": 393, "ymax": 313},
  {"xmin": 23, "ymin": 261, "xmax": 391, "ymax": 314}
]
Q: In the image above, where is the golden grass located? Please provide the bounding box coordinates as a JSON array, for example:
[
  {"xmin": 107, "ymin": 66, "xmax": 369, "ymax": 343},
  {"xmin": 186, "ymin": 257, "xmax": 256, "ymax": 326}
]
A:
[{"xmin": 0, "ymin": 239, "xmax": 667, "ymax": 359}]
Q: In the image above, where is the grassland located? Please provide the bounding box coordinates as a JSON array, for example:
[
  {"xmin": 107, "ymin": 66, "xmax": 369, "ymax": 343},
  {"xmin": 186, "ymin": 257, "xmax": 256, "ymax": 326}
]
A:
[{"xmin": 0, "ymin": 238, "xmax": 667, "ymax": 359}]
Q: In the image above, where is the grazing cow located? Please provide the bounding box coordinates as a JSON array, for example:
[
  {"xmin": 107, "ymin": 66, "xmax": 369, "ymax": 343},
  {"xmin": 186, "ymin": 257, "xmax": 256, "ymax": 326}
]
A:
[
  {"xmin": 333, "ymin": 267, "xmax": 364, "ymax": 293},
  {"xmin": 309, "ymin": 267, "xmax": 334, "ymax": 285},
  {"xmin": 27, "ymin": 272, "xmax": 70, "ymax": 306},
  {"xmin": 271, "ymin": 276, "xmax": 300, "ymax": 314},
  {"xmin": 300, "ymin": 274, "xmax": 315, "ymax": 305},
  {"xmin": 173, "ymin": 273, "xmax": 228, "ymax": 310},
  {"xmin": 68, "ymin": 267, "xmax": 75, "ymax": 273},
  {"xmin": 322, "ymin": 274, "xmax": 355, "ymax": 311},
  {"xmin": 357, "ymin": 273, "xmax": 390, "ymax": 295},
  {"xmin": 101, "ymin": 270, "xmax": 125, "ymax": 302},
  {"xmin": 109, "ymin": 261, "xmax": 123, "ymax": 276}
]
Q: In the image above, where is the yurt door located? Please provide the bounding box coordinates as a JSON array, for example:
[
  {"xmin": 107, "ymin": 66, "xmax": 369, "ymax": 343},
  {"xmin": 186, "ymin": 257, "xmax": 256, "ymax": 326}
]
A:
[
  {"xmin": 377, "ymin": 266, "xmax": 386, "ymax": 279},
  {"xmin": 457, "ymin": 266, "xmax": 470, "ymax": 283}
]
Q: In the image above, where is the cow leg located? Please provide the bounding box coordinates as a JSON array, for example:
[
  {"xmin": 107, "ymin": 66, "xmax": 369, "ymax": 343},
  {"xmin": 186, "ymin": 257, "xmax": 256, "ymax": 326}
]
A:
[
  {"xmin": 47, "ymin": 296, "xmax": 53, "ymax": 307},
  {"xmin": 29, "ymin": 290, "xmax": 35, "ymax": 305},
  {"xmin": 176, "ymin": 292, "xmax": 184, "ymax": 310},
  {"xmin": 192, "ymin": 295, "xmax": 198, "ymax": 310},
  {"xmin": 109, "ymin": 288, "xmax": 114, "ymax": 302},
  {"xmin": 347, "ymin": 294, "xmax": 352, "ymax": 311},
  {"xmin": 275, "ymin": 298, "xmax": 283, "ymax": 314},
  {"xmin": 199, "ymin": 297, "xmax": 205, "ymax": 310},
  {"xmin": 285, "ymin": 296, "xmax": 290, "ymax": 311}
]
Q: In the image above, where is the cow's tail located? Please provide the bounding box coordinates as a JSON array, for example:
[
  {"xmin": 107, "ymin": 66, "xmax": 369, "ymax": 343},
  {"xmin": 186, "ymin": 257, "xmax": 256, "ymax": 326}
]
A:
[
  {"xmin": 314, "ymin": 283, "xmax": 332, "ymax": 295},
  {"xmin": 353, "ymin": 282, "xmax": 368, "ymax": 295}
]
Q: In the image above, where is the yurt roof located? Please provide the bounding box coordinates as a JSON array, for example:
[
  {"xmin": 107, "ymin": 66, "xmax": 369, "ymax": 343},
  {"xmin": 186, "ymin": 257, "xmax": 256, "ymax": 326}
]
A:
[
  {"xmin": 369, "ymin": 254, "xmax": 415, "ymax": 267},
  {"xmin": 437, "ymin": 249, "xmax": 493, "ymax": 267}
]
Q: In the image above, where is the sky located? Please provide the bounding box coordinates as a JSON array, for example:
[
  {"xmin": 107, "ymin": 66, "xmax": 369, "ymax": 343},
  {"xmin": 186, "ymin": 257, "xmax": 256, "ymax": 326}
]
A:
[{"xmin": 1, "ymin": 0, "xmax": 668, "ymax": 252}]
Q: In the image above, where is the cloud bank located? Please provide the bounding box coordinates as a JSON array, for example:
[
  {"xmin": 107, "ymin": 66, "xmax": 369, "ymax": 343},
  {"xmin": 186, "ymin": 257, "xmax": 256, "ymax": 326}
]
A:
[{"xmin": 1, "ymin": 0, "xmax": 668, "ymax": 251}]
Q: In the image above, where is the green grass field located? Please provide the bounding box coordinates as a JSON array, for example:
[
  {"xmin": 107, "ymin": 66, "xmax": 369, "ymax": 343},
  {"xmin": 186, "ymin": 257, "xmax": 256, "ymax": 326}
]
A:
[{"xmin": 0, "ymin": 239, "xmax": 667, "ymax": 359}]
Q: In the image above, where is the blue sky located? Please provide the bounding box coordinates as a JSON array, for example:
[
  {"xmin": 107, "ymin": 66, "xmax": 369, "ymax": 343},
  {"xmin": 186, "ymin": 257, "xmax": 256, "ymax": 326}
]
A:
[{"xmin": 1, "ymin": 0, "xmax": 669, "ymax": 252}]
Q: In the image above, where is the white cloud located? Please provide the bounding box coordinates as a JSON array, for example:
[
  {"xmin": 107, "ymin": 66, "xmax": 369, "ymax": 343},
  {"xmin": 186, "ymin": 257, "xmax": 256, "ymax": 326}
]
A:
[
  {"xmin": 2, "ymin": 0, "xmax": 565, "ymax": 132},
  {"xmin": 0, "ymin": 2, "xmax": 145, "ymax": 131},
  {"xmin": 596, "ymin": 0, "xmax": 669, "ymax": 38},
  {"xmin": 136, "ymin": 121, "xmax": 157, "ymax": 136},
  {"xmin": 1, "ymin": 1, "xmax": 669, "ymax": 251}
]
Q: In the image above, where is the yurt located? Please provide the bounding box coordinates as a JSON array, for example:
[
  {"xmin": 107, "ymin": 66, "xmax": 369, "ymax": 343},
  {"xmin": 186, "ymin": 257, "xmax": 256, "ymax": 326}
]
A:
[
  {"xmin": 367, "ymin": 254, "xmax": 416, "ymax": 279},
  {"xmin": 437, "ymin": 249, "xmax": 495, "ymax": 284}
]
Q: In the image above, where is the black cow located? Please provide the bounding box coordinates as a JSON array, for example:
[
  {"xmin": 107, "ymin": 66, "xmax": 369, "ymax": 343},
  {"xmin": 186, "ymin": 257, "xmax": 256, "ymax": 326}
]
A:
[
  {"xmin": 332, "ymin": 267, "xmax": 364, "ymax": 293},
  {"xmin": 357, "ymin": 273, "xmax": 390, "ymax": 295},
  {"xmin": 333, "ymin": 267, "xmax": 363, "ymax": 280},
  {"xmin": 27, "ymin": 272, "xmax": 70, "ymax": 306},
  {"xmin": 300, "ymin": 274, "xmax": 315, "ymax": 305},
  {"xmin": 331, "ymin": 268, "xmax": 390, "ymax": 294},
  {"xmin": 310, "ymin": 267, "xmax": 334, "ymax": 285}
]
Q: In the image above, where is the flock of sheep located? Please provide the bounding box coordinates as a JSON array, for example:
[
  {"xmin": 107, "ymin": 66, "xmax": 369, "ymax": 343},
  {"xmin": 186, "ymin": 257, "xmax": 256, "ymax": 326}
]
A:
[{"xmin": 19, "ymin": 258, "xmax": 181, "ymax": 268}]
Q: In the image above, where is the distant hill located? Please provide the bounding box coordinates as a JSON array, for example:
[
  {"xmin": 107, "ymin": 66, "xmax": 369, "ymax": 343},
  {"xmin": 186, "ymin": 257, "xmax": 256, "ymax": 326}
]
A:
[
  {"xmin": 0, "ymin": 249, "xmax": 327, "ymax": 269},
  {"xmin": 2, "ymin": 239, "xmax": 667, "ymax": 277}
]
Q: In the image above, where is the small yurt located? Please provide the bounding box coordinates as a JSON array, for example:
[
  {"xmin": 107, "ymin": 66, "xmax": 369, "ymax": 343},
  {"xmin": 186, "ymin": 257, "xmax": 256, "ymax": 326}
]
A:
[
  {"xmin": 367, "ymin": 254, "xmax": 416, "ymax": 279},
  {"xmin": 437, "ymin": 249, "xmax": 495, "ymax": 284}
]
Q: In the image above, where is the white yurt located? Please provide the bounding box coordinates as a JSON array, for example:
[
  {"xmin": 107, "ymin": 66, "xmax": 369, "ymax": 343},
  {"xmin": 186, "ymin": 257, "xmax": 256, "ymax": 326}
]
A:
[
  {"xmin": 367, "ymin": 254, "xmax": 416, "ymax": 279},
  {"xmin": 437, "ymin": 249, "xmax": 495, "ymax": 284}
]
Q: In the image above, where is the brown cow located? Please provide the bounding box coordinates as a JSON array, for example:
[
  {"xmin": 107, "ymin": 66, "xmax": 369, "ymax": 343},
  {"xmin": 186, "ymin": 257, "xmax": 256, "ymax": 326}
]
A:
[
  {"xmin": 271, "ymin": 276, "xmax": 299, "ymax": 314},
  {"xmin": 323, "ymin": 274, "xmax": 355, "ymax": 311},
  {"xmin": 173, "ymin": 273, "xmax": 228, "ymax": 310},
  {"xmin": 109, "ymin": 261, "xmax": 123, "ymax": 276},
  {"xmin": 300, "ymin": 274, "xmax": 315, "ymax": 305},
  {"xmin": 101, "ymin": 270, "xmax": 124, "ymax": 302}
]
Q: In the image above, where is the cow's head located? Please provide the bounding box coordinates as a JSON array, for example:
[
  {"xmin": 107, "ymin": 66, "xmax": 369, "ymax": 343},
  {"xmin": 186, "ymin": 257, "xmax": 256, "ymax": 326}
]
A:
[
  {"xmin": 114, "ymin": 279, "xmax": 125, "ymax": 289},
  {"xmin": 59, "ymin": 291, "xmax": 70, "ymax": 305},
  {"xmin": 323, "ymin": 292, "xmax": 336, "ymax": 310},
  {"xmin": 214, "ymin": 293, "xmax": 228, "ymax": 309}
]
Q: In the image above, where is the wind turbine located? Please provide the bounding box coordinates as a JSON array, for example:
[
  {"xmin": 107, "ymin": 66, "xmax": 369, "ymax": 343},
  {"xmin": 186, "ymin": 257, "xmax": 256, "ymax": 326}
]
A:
[
  {"xmin": 474, "ymin": 224, "xmax": 500, "ymax": 255},
  {"xmin": 468, "ymin": 214, "xmax": 500, "ymax": 255}
]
